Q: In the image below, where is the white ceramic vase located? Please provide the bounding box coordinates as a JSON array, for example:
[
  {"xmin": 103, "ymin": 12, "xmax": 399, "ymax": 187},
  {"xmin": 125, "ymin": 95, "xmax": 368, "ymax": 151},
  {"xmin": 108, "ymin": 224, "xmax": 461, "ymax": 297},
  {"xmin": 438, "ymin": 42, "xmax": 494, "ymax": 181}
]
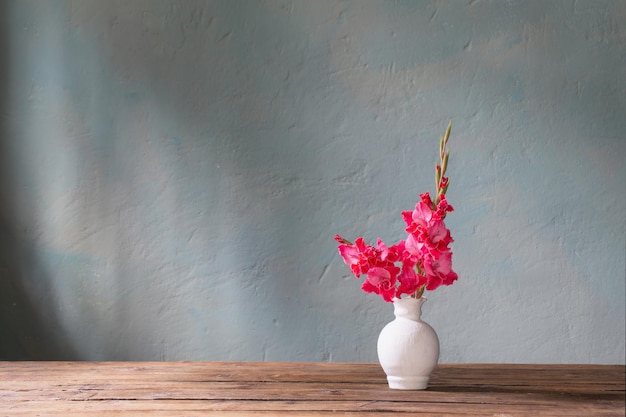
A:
[{"xmin": 377, "ymin": 297, "xmax": 439, "ymax": 390}]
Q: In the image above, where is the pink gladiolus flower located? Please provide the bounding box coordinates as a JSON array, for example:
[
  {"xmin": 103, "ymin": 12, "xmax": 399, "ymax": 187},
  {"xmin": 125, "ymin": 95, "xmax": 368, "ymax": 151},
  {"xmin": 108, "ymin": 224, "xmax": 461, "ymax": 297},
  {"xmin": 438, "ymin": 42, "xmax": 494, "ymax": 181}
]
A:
[
  {"xmin": 423, "ymin": 251, "xmax": 452, "ymax": 275},
  {"xmin": 404, "ymin": 233, "xmax": 425, "ymax": 261},
  {"xmin": 337, "ymin": 243, "xmax": 363, "ymax": 277},
  {"xmin": 426, "ymin": 221, "xmax": 454, "ymax": 252},
  {"xmin": 396, "ymin": 262, "xmax": 422, "ymax": 297},
  {"xmin": 404, "ymin": 193, "xmax": 454, "ymax": 232},
  {"xmin": 376, "ymin": 238, "xmax": 391, "ymax": 261},
  {"xmin": 427, "ymin": 221, "xmax": 450, "ymax": 244},
  {"xmin": 336, "ymin": 236, "xmax": 405, "ymax": 280},
  {"xmin": 362, "ymin": 266, "xmax": 399, "ymax": 302},
  {"xmin": 402, "ymin": 193, "xmax": 435, "ymax": 234},
  {"xmin": 434, "ymin": 194, "xmax": 454, "ymax": 219},
  {"xmin": 334, "ymin": 122, "xmax": 457, "ymax": 302},
  {"xmin": 422, "ymin": 251, "xmax": 458, "ymax": 290}
]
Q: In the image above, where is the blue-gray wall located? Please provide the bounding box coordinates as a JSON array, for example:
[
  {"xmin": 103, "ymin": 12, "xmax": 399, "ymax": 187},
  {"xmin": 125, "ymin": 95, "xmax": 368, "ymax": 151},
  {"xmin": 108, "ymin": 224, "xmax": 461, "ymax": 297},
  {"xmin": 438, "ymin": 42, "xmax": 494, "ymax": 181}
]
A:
[{"xmin": 1, "ymin": 0, "xmax": 624, "ymax": 363}]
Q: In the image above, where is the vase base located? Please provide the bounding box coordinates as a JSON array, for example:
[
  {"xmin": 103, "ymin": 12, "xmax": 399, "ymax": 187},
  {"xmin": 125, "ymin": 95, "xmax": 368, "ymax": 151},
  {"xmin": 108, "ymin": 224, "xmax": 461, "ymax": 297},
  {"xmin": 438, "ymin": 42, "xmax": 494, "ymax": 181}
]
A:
[{"xmin": 386, "ymin": 375, "xmax": 430, "ymax": 390}]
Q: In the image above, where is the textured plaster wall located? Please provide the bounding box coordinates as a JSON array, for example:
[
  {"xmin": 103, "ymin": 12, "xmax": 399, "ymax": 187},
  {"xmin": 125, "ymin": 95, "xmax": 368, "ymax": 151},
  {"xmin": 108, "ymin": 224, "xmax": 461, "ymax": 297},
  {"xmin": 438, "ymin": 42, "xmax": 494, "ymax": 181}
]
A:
[{"xmin": 1, "ymin": 0, "xmax": 624, "ymax": 363}]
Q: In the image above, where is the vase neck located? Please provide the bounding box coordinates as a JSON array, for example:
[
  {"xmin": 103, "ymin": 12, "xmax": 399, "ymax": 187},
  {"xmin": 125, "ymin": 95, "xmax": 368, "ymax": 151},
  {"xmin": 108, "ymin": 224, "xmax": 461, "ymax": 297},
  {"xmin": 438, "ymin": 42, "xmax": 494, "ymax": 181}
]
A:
[{"xmin": 393, "ymin": 297, "xmax": 425, "ymax": 321}]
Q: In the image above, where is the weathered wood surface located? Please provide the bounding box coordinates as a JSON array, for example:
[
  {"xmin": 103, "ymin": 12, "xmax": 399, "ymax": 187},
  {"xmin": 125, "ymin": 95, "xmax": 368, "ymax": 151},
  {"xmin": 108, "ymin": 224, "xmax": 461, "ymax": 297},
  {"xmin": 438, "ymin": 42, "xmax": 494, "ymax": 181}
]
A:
[{"xmin": 0, "ymin": 362, "xmax": 624, "ymax": 416}]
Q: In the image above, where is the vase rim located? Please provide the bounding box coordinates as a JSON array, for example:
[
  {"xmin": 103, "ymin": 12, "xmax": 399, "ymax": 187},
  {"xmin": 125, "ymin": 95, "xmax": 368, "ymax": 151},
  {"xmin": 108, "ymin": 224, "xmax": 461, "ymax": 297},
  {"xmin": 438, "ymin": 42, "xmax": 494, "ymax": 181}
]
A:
[{"xmin": 393, "ymin": 296, "xmax": 427, "ymax": 303}]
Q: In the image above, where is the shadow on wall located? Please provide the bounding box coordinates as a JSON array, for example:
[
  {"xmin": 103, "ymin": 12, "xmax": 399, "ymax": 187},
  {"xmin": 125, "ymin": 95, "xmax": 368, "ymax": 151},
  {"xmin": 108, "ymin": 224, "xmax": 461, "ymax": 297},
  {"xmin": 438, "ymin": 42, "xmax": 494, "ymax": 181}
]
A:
[{"xmin": 0, "ymin": 2, "xmax": 77, "ymax": 360}]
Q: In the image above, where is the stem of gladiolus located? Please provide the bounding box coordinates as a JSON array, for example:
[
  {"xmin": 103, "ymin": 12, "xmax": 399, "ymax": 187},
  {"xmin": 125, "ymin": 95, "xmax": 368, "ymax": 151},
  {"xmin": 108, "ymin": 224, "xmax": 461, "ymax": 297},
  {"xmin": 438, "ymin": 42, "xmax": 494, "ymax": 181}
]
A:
[
  {"xmin": 434, "ymin": 121, "xmax": 452, "ymax": 206},
  {"xmin": 414, "ymin": 285, "xmax": 425, "ymax": 299},
  {"xmin": 412, "ymin": 266, "xmax": 425, "ymax": 298},
  {"xmin": 435, "ymin": 165, "xmax": 441, "ymax": 204}
]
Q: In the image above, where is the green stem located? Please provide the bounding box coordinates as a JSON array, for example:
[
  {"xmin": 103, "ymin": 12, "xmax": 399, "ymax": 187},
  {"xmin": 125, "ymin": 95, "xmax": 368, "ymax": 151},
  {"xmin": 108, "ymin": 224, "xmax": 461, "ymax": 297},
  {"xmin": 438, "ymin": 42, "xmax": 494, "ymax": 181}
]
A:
[
  {"xmin": 434, "ymin": 121, "xmax": 452, "ymax": 206},
  {"xmin": 413, "ymin": 285, "xmax": 425, "ymax": 299}
]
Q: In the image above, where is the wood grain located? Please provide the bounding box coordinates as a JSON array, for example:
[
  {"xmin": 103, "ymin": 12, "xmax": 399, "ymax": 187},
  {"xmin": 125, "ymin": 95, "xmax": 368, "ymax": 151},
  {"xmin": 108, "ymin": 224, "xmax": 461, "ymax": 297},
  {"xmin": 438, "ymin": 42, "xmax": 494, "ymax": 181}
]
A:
[{"xmin": 0, "ymin": 362, "xmax": 624, "ymax": 416}]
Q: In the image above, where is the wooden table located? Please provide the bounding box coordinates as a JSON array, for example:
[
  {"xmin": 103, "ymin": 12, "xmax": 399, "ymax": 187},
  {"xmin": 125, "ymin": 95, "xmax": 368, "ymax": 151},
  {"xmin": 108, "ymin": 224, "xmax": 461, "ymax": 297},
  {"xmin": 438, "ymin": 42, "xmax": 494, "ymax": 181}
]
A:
[{"xmin": 0, "ymin": 362, "xmax": 624, "ymax": 416}]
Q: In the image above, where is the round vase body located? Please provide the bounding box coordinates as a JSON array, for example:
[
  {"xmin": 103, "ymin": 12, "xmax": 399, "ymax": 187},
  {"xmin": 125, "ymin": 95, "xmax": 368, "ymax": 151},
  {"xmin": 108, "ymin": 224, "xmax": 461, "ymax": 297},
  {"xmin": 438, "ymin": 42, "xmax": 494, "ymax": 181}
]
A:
[{"xmin": 377, "ymin": 297, "xmax": 439, "ymax": 390}]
